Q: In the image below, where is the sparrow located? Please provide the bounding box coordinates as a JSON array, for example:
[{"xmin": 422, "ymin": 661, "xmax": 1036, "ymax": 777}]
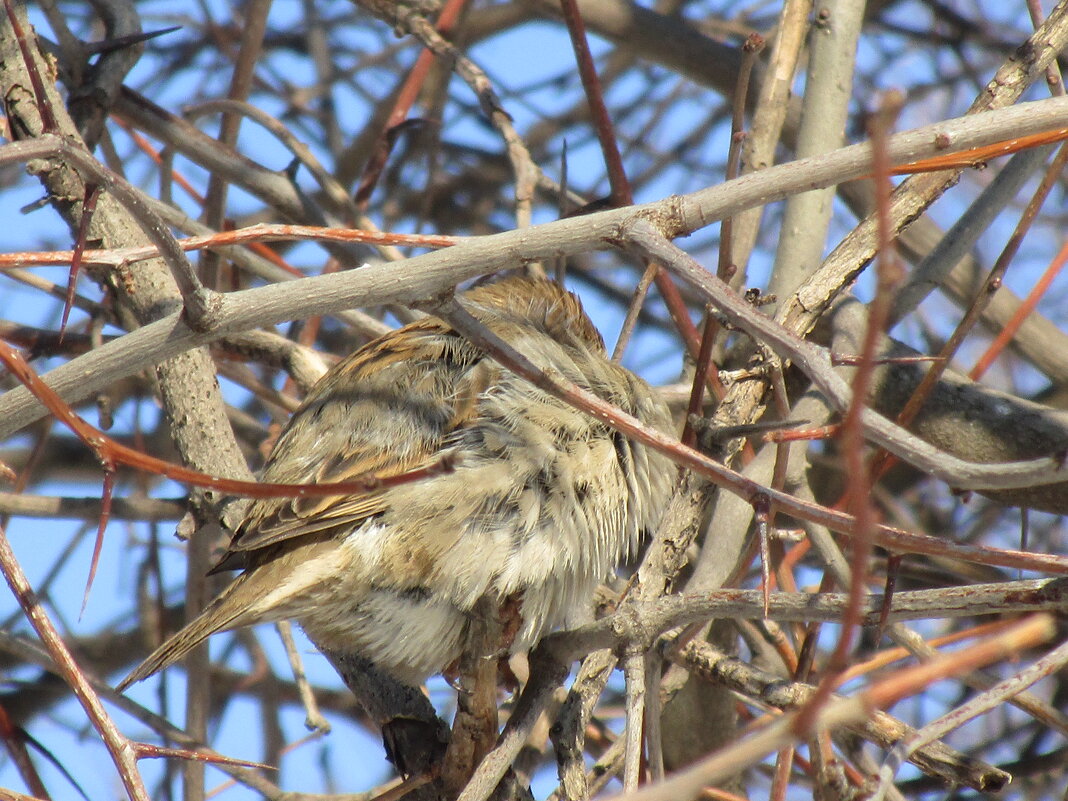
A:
[{"xmin": 119, "ymin": 276, "xmax": 676, "ymax": 690}]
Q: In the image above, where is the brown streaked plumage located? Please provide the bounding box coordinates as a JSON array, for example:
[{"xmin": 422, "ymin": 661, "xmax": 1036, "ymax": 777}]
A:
[{"xmin": 119, "ymin": 277, "xmax": 675, "ymax": 690}]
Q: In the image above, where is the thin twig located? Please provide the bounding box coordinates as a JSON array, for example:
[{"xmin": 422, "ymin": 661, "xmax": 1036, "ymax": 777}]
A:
[{"xmin": 0, "ymin": 524, "xmax": 150, "ymax": 801}]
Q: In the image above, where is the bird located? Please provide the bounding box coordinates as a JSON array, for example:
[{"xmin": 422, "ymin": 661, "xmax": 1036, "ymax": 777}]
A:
[{"xmin": 119, "ymin": 276, "xmax": 676, "ymax": 691}]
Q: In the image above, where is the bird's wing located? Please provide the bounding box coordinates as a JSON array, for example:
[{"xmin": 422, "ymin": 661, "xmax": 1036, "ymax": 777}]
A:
[{"xmin": 220, "ymin": 317, "xmax": 494, "ymax": 559}]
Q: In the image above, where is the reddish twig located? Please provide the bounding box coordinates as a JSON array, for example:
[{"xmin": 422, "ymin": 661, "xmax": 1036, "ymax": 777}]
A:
[
  {"xmin": 679, "ymin": 35, "xmax": 762, "ymax": 447},
  {"xmin": 110, "ymin": 117, "xmax": 205, "ymax": 202},
  {"xmin": 796, "ymin": 92, "xmax": 905, "ymax": 734},
  {"xmin": 3, "ymin": 0, "xmax": 58, "ymax": 133},
  {"xmin": 558, "ymin": 0, "xmax": 703, "ymax": 362},
  {"xmin": 355, "ymin": 0, "xmax": 469, "ymax": 209},
  {"xmin": 558, "ymin": 0, "xmax": 628, "ymax": 208},
  {"xmin": 889, "ymin": 127, "xmax": 1068, "ymax": 175},
  {"xmin": 0, "ymin": 341, "xmax": 457, "ymax": 500},
  {"xmin": 0, "ymin": 223, "xmax": 461, "ymax": 270},
  {"xmin": 763, "ymin": 423, "xmax": 840, "ymax": 443},
  {"xmin": 970, "ymin": 231, "xmax": 1068, "ymax": 379},
  {"xmin": 0, "ymin": 703, "xmax": 50, "ymax": 799}
]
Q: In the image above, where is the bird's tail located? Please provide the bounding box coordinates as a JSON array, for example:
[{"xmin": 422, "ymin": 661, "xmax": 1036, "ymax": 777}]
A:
[{"xmin": 117, "ymin": 573, "xmax": 254, "ymax": 691}]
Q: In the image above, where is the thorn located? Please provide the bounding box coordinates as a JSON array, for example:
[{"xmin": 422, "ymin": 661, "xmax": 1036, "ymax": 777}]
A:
[{"xmin": 83, "ymin": 26, "xmax": 183, "ymax": 57}]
